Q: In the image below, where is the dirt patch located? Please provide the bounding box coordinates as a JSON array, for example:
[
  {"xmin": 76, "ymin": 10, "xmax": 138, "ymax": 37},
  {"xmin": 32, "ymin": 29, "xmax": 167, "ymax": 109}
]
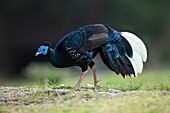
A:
[{"xmin": 0, "ymin": 86, "xmax": 168, "ymax": 106}]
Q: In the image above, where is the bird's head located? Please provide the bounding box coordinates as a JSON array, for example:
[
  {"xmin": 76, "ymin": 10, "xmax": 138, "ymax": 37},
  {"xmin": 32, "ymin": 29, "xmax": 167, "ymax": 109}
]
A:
[{"xmin": 35, "ymin": 42, "xmax": 51, "ymax": 56}]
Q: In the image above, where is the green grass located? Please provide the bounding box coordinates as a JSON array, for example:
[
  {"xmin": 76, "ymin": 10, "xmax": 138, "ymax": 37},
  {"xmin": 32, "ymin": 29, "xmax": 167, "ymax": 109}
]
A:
[
  {"xmin": 0, "ymin": 63, "xmax": 170, "ymax": 113},
  {"xmin": 19, "ymin": 69, "xmax": 169, "ymax": 92},
  {"xmin": 57, "ymin": 70, "xmax": 170, "ymax": 91},
  {"xmin": 1, "ymin": 92, "xmax": 169, "ymax": 113},
  {"xmin": 1, "ymin": 63, "xmax": 169, "ymax": 91}
]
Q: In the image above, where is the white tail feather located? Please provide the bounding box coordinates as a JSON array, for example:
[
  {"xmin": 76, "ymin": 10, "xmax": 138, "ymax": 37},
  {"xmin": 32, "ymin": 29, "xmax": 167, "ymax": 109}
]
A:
[
  {"xmin": 128, "ymin": 51, "xmax": 143, "ymax": 76},
  {"xmin": 121, "ymin": 32, "xmax": 147, "ymax": 76}
]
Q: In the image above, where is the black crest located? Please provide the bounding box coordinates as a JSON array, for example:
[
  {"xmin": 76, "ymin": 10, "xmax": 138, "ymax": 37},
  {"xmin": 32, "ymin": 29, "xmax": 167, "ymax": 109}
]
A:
[{"xmin": 43, "ymin": 42, "xmax": 51, "ymax": 46}]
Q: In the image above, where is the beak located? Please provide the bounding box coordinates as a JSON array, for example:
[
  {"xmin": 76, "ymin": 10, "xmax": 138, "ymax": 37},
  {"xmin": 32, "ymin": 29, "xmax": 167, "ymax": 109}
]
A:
[{"xmin": 35, "ymin": 52, "xmax": 43, "ymax": 56}]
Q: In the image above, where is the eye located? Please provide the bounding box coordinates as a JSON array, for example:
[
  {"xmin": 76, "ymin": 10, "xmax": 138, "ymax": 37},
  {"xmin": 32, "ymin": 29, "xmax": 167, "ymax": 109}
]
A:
[{"xmin": 43, "ymin": 48, "xmax": 46, "ymax": 51}]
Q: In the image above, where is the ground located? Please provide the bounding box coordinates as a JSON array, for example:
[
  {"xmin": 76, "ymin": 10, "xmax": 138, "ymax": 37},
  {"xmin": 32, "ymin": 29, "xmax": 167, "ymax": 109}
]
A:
[
  {"xmin": 0, "ymin": 85, "xmax": 169, "ymax": 113},
  {"xmin": 0, "ymin": 69, "xmax": 170, "ymax": 113}
]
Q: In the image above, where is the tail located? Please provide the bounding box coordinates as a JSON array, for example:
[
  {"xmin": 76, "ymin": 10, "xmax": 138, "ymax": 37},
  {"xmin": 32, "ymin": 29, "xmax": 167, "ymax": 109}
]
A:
[
  {"xmin": 121, "ymin": 32, "xmax": 147, "ymax": 76},
  {"xmin": 99, "ymin": 31, "xmax": 147, "ymax": 78}
]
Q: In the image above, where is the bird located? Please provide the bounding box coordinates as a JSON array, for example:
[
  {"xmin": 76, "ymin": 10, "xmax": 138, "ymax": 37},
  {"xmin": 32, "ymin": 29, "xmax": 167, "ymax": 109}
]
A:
[{"xmin": 35, "ymin": 24, "xmax": 147, "ymax": 90}]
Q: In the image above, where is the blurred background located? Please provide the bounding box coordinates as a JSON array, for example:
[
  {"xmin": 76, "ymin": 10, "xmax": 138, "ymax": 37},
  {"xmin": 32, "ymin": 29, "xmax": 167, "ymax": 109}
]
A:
[{"xmin": 0, "ymin": 0, "xmax": 170, "ymax": 86}]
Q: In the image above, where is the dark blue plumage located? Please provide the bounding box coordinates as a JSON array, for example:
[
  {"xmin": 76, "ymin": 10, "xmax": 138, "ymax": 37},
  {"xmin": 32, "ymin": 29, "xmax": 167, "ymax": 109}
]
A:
[{"xmin": 35, "ymin": 24, "xmax": 136, "ymax": 90}]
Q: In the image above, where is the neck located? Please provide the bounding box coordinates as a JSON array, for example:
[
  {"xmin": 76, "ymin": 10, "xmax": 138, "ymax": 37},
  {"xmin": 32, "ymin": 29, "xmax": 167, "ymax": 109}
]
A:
[{"xmin": 47, "ymin": 48, "xmax": 60, "ymax": 67}]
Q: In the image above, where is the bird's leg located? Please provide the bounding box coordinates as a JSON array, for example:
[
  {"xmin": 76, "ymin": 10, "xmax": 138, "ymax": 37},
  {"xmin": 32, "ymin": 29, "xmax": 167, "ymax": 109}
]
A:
[
  {"xmin": 92, "ymin": 65, "xmax": 101, "ymax": 91},
  {"xmin": 74, "ymin": 71, "xmax": 87, "ymax": 90}
]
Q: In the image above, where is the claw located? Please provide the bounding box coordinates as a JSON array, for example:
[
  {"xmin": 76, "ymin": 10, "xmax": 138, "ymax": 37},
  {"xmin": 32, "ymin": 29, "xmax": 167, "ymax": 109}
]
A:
[
  {"xmin": 94, "ymin": 80, "xmax": 101, "ymax": 87},
  {"xmin": 97, "ymin": 80, "xmax": 102, "ymax": 83},
  {"xmin": 73, "ymin": 87, "xmax": 80, "ymax": 91},
  {"xmin": 94, "ymin": 87, "xmax": 98, "ymax": 92}
]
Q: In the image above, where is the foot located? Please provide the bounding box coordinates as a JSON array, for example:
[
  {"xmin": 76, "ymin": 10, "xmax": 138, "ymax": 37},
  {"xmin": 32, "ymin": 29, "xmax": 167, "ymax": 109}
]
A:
[
  {"xmin": 94, "ymin": 80, "xmax": 101, "ymax": 87},
  {"xmin": 94, "ymin": 80, "xmax": 102, "ymax": 91},
  {"xmin": 73, "ymin": 86, "xmax": 80, "ymax": 91}
]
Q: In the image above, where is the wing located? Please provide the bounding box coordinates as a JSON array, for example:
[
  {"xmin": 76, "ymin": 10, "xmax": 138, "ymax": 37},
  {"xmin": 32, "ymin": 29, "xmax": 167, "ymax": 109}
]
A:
[
  {"xmin": 55, "ymin": 24, "xmax": 109, "ymax": 52},
  {"xmin": 79, "ymin": 24, "xmax": 109, "ymax": 52}
]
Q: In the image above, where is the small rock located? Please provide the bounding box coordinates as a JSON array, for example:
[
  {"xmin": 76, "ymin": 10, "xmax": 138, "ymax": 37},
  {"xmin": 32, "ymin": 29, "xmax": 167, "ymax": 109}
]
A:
[
  {"xmin": 58, "ymin": 84, "xmax": 66, "ymax": 87},
  {"xmin": 79, "ymin": 99, "xmax": 87, "ymax": 103},
  {"xmin": 108, "ymin": 89, "xmax": 122, "ymax": 93},
  {"xmin": 85, "ymin": 84, "xmax": 94, "ymax": 88}
]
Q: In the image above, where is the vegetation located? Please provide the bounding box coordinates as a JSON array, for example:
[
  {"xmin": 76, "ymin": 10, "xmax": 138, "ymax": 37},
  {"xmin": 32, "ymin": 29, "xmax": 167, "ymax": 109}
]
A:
[
  {"xmin": 0, "ymin": 63, "xmax": 169, "ymax": 112},
  {"xmin": 62, "ymin": 71, "xmax": 169, "ymax": 91},
  {"xmin": 20, "ymin": 62, "xmax": 169, "ymax": 91},
  {"xmin": 1, "ymin": 91, "xmax": 169, "ymax": 113}
]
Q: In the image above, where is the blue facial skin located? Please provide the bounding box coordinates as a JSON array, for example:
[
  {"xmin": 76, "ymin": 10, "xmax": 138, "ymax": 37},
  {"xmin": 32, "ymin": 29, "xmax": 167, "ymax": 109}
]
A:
[{"xmin": 38, "ymin": 46, "xmax": 49, "ymax": 55}]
